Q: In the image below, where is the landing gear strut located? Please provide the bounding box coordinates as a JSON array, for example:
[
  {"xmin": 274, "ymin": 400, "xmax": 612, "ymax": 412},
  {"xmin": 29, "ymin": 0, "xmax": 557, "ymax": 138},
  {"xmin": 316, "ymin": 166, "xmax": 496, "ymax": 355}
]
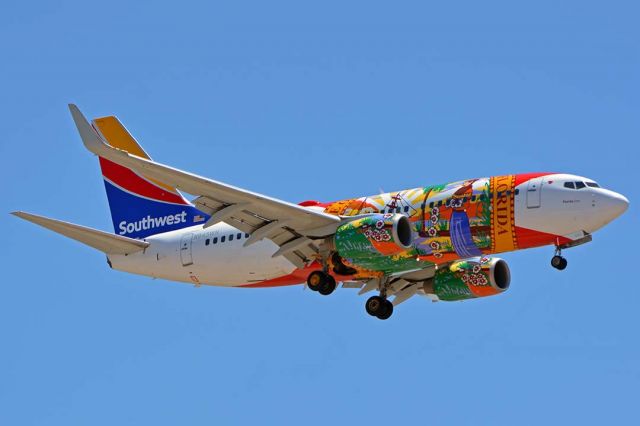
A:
[
  {"xmin": 551, "ymin": 247, "xmax": 568, "ymax": 270},
  {"xmin": 306, "ymin": 270, "xmax": 337, "ymax": 295}
]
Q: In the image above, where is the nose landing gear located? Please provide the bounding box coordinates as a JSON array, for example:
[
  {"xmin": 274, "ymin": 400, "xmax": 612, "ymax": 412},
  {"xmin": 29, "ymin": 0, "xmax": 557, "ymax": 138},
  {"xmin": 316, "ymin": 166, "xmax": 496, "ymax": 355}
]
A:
[{"xmin": 551, "ymin": 248, "xmax": 568, "ymax": 270}]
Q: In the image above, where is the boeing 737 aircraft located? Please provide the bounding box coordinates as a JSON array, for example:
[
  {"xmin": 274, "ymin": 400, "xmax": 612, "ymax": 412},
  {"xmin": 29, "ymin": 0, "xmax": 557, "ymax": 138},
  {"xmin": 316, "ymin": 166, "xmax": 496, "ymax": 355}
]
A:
[{"xmin": 12, "ymin": 105, "xmax": 629, "ymax": 319}]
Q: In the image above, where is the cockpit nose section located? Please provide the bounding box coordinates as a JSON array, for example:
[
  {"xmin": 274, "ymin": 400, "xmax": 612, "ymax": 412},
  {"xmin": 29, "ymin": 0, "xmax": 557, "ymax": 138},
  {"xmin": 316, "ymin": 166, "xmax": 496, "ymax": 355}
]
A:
[
  {"xmin": 518, "ymin": 174, "xmax": 629, "ymax": 237},
  {"xmin": 596, "ymin": 189, "xmax": 629, "ymax": 224},
  {"xmin": 556, "ymin": 175, "xmax": 629, "ymax": 233}
]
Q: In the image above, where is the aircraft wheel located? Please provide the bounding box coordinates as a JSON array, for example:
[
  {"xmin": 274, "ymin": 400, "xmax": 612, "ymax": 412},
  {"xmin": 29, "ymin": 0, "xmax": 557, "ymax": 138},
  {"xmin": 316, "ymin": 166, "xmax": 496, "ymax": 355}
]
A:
[
  {"xmin": 307, "ymin": 270, "xmax": 327, "ymax": 291},
  {"xmin": 376, "ymin": 300, "xmax": 394, "ymax": 320},
  {"xmin": 551, "ymin": 255, "xmax": 567, "ymax": 270},
  {"xmin": 558, "ymin": 257, "xmax": 568, "ymax": 270},
  {"xmin": 318, "ymin": 275, "xmax": 337, "ymax": 296},
  {"xmin": 366, "ymin": 296, "xmax": 387, "ymax": 317}
]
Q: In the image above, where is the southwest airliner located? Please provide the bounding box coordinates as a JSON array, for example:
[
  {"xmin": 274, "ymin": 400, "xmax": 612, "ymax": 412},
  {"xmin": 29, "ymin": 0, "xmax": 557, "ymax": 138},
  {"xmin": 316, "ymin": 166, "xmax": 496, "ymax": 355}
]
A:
[{"xmin": 12, "ymin": 105, "xmax": 629, "ymax": 319}]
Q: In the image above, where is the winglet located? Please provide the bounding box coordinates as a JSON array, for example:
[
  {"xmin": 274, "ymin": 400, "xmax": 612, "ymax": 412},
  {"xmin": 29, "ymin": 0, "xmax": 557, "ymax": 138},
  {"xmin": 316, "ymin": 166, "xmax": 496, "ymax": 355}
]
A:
[{"xmin": 68, "ymin": 104, "xmax": 110, "ymax": 157}]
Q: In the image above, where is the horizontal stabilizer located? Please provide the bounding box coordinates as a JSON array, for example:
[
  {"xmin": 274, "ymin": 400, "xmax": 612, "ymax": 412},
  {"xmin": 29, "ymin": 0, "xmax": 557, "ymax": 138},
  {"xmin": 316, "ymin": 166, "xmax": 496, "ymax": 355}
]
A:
[{"xmin": 12, "ymin": 211, "xmax": 149, "ymax": 255}]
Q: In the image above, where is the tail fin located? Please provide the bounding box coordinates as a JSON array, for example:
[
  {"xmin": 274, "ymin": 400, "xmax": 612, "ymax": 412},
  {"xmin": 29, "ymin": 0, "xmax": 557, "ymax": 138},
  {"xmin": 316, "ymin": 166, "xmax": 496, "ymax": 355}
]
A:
[{"xmin": 91, "ymin": 116, "xmax": 207, "ymax": 238}]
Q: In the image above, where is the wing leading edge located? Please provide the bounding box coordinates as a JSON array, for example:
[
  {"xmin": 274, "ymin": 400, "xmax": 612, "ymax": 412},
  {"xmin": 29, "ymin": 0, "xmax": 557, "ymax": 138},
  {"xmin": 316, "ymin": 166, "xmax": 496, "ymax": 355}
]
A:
[{"xmin": 68, "ymin": 104, "xmax": 341, "ymax": 267}]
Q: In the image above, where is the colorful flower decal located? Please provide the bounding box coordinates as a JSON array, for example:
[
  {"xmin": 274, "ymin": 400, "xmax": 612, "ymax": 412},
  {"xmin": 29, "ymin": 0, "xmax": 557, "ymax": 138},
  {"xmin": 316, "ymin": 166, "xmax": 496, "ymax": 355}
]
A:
[
  {"xmin": 430, "ymin": 215, "xmax": 439, "ymax": 224},
  {"xmin": 428, "ymin": 227, "xmax": 437, "ymax": 237},
  {"xmin": 429, "ymin": 241, "xmax": 441, "ymax": 250},
  {"xmin": 472, "ymin": 264, "xmax": 481, "ymax": 274},
  {"xmin": 364, "ymin": 228, "xmax": 392, "ymax": 242}
]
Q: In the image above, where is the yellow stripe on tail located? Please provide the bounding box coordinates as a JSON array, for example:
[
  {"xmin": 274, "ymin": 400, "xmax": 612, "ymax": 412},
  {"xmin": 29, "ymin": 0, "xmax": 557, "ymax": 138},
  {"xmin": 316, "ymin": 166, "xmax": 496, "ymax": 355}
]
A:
[{"xmin": 92, "ymin": 116, "xmax": 179, "ymax": 194}]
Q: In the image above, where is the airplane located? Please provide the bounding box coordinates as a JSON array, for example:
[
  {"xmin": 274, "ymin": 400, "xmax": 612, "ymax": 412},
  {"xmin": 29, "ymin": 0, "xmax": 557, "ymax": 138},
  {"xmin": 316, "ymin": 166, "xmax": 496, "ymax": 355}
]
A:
[{"xmin": 12, "ymin": 105, "xmax": 629, "ymax": 320}]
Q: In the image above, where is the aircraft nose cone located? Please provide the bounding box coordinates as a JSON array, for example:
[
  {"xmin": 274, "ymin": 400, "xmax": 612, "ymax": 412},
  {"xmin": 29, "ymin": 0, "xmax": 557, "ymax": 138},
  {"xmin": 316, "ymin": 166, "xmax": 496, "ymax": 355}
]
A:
[{"xmin": 601, "ymin": 191, "xmax": 629, "ymax": 220}]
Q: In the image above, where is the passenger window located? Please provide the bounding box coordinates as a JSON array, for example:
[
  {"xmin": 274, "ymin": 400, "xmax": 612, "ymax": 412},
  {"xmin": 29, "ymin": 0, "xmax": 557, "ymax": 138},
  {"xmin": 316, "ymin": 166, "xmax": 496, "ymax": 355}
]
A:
[
  {"xmin": 213, "ymin": 237, "xmax": 218, "ymax": 244},
  {"xmin": 229, "ymin": 234, "xmax": 234, "ymax": 241},
  {"xmin": 429, "ymin": 202, "xmax": 434, "ymax": 208},
  {"xmin": 396, "ymin": 207, "xmax": 401, "ymax": 213},
  {"xmin": 471, "ymin": 195, "xmax": 477, "ymax": 202},
  {"xmin": 237, "ymin": 233, "xmax": 242, "ymax": 239},
  {"xmin": 403, "ymin": 206, "xmax": 409, "ymax": 212},
  {"xmin": 245, "ymin": 233, "xmax": 250, "ymax": 238},
  {"xmin": 514, "ymin": 188, "xmax": 520, "ymax": 195},
  {"xmin": 205, "ymin": 239, "xmax": 210, "ymax": 246},
  {"xmin": 564, "ymin": 182, "xmax": 575, "ymax": 189},
  {"xmin": 437, "ymin": 200, "xmax": 443, "ymax": 207},
  {"xmin": 221, "ymin": 236, "xmax": 225, "ymax": 243},
  {"xmin": 575, "ymin": 181, "xmax": 586, "ymax": 189}
]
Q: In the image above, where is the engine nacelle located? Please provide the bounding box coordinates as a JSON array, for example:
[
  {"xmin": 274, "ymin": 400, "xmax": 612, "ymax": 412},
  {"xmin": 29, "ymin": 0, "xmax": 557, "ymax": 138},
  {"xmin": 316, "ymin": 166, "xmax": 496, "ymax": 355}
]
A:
[
  {"xmin": 333, "ymin": 214, "xmax": 417, "ymax": 273},
  {"xmin": 424, "ymin": 257, "xmax": 511, "ymax": 301}
]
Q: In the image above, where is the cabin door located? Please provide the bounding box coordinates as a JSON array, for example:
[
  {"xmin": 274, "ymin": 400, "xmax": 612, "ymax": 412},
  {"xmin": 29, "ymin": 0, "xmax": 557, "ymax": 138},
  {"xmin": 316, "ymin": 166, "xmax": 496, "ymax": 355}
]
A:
[{"xmin": 526, "ymin": 177, "xmax": 543, "ymax": 208}]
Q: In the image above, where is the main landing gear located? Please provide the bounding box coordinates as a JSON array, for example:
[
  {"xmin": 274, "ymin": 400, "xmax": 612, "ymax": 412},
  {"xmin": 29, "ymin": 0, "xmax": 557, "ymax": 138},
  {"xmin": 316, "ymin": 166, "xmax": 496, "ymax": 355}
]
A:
[
  {"xmin": 365, "ymin": 295, "xmax": 393, "ymax": 320},
  {"xmin": 306, "ymin": 269, "xmax": 395, "ymax": 320},
  {"xmin": 306, "ymin": 270, "xmax": 337, "ymax": 296},
  {"xmin": 551, "ymin": 247, "xmax": 568, "ymax": 270}
]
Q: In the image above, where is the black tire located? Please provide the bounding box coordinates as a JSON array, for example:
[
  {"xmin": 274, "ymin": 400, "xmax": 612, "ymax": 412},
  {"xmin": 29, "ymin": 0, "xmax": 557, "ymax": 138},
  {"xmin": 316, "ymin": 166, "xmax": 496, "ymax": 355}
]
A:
[
  {"xmin": 557, "ymin": 257, "xmax": 568, "ymax": 270},
  {"xmin": 376, "ymin": 300, "xmax": 394, "ymax": 320},
  {"xmin": 551, "ymin": 255, "xmax": 564, "ymax": 269},
  {"xmin": 365, "ymin": 296, "xmax": 386, "ymax": 317},
  {"xmin": 307, "ymin": 271, "xmax": 326, "ymax": 291},
  {"xmin": 319, "ymin": 275, "xmax": 337, "ymax": 296}
]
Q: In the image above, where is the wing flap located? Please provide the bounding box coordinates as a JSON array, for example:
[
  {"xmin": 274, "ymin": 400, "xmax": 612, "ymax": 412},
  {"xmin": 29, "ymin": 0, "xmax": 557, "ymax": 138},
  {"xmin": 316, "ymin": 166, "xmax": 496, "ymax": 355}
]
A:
[{"xmin": 12, "ymin": 211, "xmax": 149, "ymax": 255}]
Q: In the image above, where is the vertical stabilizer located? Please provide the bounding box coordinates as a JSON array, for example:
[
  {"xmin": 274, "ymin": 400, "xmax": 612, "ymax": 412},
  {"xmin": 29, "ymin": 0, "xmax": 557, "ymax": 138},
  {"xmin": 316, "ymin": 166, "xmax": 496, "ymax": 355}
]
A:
[{"xmin": 91, "ymin": 116, "xmax": 207, "ymax": 238}]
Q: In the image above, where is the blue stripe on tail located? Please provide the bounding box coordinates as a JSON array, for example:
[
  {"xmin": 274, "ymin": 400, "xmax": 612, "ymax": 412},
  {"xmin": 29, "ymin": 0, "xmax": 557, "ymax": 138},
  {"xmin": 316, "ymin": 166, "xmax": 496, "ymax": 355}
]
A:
[{"xmin": 104, "ymin": 180, "xmax": 209, "ymax": 239}]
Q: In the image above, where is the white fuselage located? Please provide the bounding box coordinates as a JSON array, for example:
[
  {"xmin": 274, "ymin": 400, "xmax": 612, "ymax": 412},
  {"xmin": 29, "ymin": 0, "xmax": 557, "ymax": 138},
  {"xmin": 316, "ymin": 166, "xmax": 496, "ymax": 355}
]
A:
[
  {"xmin": 108, "ymin": 173, "xmax": 628, "ymax": 287},
  {"xmin": 110, "ymin": 223, "xmax": 298, "ymax": 286}
]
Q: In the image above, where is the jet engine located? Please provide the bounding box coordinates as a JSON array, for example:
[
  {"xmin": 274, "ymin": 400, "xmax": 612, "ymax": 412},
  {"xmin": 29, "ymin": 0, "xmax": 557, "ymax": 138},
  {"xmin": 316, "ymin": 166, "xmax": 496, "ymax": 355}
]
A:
[
  {"xmin": 423, "ymin": 257, "xmax": 511, "ymax": 301},
  {"xmin": 333, "ymin": 214, "xmax": 418, "ymax": 273}
]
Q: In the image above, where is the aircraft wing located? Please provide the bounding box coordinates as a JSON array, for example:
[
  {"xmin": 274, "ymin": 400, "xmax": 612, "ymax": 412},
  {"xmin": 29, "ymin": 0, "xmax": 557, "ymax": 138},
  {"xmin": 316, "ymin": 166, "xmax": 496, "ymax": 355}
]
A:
[
  {"xmin": 69, "ymin": 104, "xmax": 340, "ymax": 268},
  {"xmin": 12, "ymin": 211, "xmax": 149, "ymax": 255}
]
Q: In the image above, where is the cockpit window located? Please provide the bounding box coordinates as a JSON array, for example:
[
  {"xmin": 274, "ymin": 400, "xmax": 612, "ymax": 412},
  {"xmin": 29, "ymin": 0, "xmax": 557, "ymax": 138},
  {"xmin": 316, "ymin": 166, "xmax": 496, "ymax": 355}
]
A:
[
  {"xmin": 575, "ymin": 181, "xmax": 586, "ymax": 189},
  {"xmin": 564, "ymin": 182, "xmax": 575, "ymax": 189},
  {"xmin": 586, "ymin": 182, "xmax": 600, "ymax": 188}
]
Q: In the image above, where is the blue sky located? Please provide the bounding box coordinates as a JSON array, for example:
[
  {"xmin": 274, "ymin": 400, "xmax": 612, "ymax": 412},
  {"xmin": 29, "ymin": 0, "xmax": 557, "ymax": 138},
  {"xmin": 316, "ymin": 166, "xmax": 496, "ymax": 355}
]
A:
[{"xmin": 1, "ymin": 1, "xmax": 638, "ymax": 424}]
